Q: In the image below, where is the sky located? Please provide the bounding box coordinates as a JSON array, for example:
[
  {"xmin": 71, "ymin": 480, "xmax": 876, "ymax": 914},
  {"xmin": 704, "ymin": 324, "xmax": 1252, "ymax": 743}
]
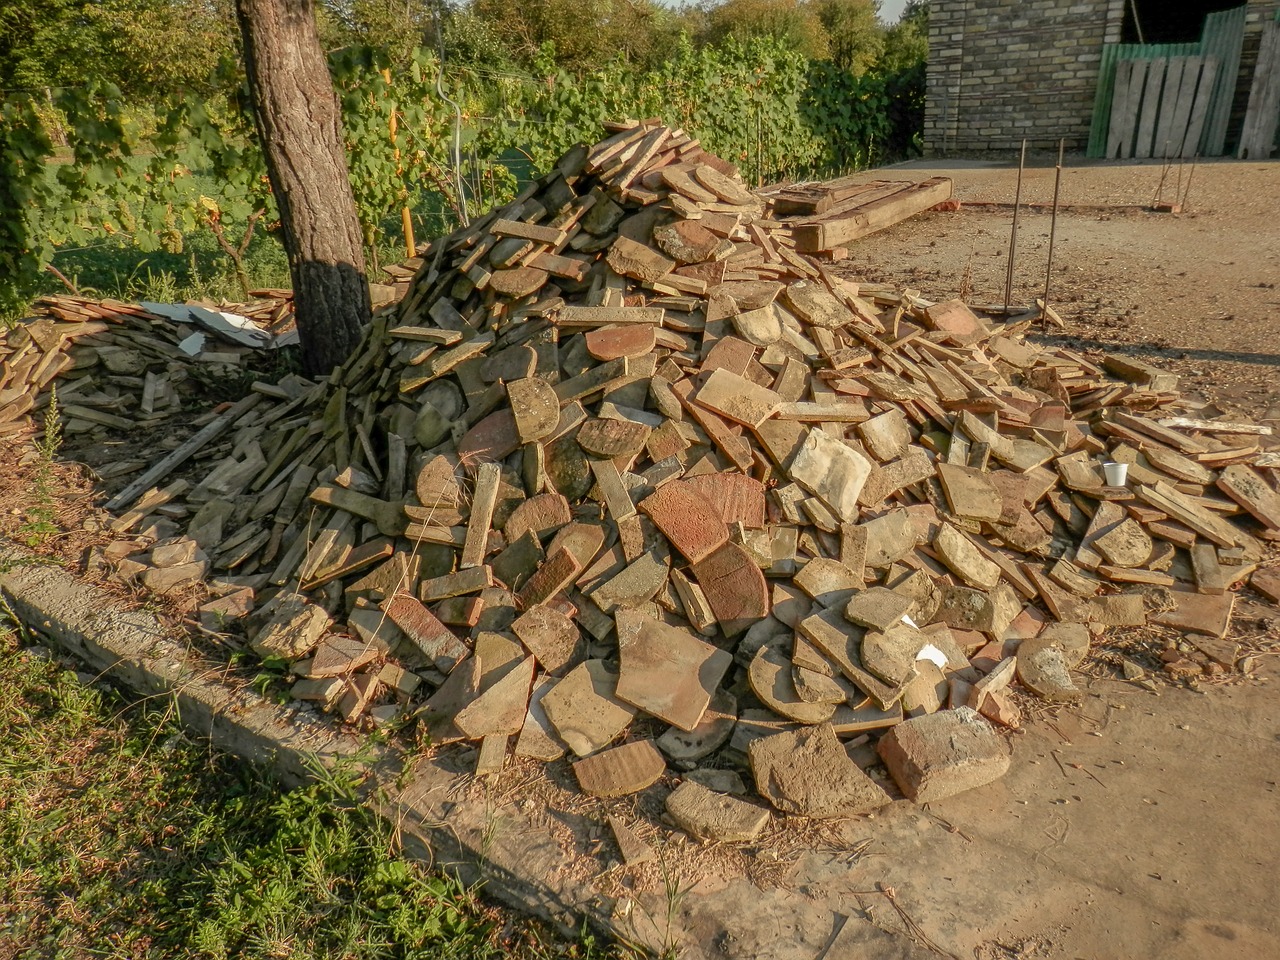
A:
[{"xmin": 880, "ymin": 0, "xmax": 907, "ymax": 23}]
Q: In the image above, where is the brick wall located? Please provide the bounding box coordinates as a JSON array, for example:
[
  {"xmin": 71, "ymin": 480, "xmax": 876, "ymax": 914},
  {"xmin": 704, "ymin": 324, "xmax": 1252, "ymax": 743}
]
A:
[
  {"xmin": 925, "ymin": 0, "xmax": 1127, "ymax": 155},
  {"xmin": 925, "ymin": 0, "xmax": 1280, "ymax": 157}
]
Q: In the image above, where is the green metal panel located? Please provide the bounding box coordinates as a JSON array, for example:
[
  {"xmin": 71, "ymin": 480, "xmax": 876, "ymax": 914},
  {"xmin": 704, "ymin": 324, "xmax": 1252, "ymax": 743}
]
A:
[
  {"xmin": 1199, "ymin": 6, "xmax": 1248, "ymax": 156},
  {"xmin": 1088, "ymin": 42, "xmax": 1201, "ymax": 158}
]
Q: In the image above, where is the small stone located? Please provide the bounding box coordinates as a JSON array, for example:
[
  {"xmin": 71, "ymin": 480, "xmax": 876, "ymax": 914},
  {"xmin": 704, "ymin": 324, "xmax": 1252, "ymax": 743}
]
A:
[
  {"xmin": 141, "ymin": 560, "xmax": 208, "ymax": 594},
  {"xmin": 608, "ymin": 814, "xmax": 655, "ymax": 865},
  {"xmin": 653, "ymin": 219, "xmax": 721, "ymax": 263},
  {"xmin": 507, "ymin": 378, "xmax": 560, "ymax": 443},
  {"xmin": 666, "ymin": 781, "xmax": 770, "ymax": 842},
  {"xmin": 382, "ymin": 593, "xmax": 468, "ymax": 672},
  {"xmin": 787, "ymin": 429, "xmax": 872, "ymax": 523},
  {"xmin": 877, "ymin": 706, "xmax": 1010, "ymax": 802},
  {"xmin": 657, "ymin": 691, "xmax": 738, "ymax": 761},
  {"xmin": 933, "ymin": 523, "xmax": 1000, "ymax": 589},
  {"xmin": 617, "ymin": 620, "xmax": 732, "ymax": 731},
  {"xmin": 691, "ymin": 542, "xmax": 771, "ymax": 636},
  {"xmin": 781, "ymin": 279, "xmax": 854, "ymax": 329},
  {"xmin": 748, "ymin": 723, "xmax": 891, "ymax": 818},
  {"xmin": 749, "ymin": 638, "xmax": 837, "ymax": 724},
  {"xmin": 861, "ymin": 623, "xmax": 927, "ymax": 686},
  {"xmin": 640, "ymin": 483, "xmax": 728, "ymax": 564},
  {"xmin": 1093, "ymin": 517, "xmax": 1153, "ymax": 568},
  {"xmin": 512, "ymin": 605, "xmax": 581, "ymax": 675},
  {"xmin": 1016, "ymin": 645, "xmax": 1082, "ymax": 702},
  {"xmin": 573, "ymin": 739, "xmax": 666, "ymax": 797},
  {"xmin": 454, "ymin": 655, "xmax": 536, "ymax": 738},
  {"xmin": 844, "ymin": 586, "xmax": 913, "ymax": 632},
  {"xmin": 793, "ymin": 557, "xmax": 859, "ymax": 607},
  {"xmin": 252, "ymin": 592, "xmax": 330, "ymax": 660},
  {"xmin": 541, "ymin": 659, "xmax": 637, "ymax": 756}
]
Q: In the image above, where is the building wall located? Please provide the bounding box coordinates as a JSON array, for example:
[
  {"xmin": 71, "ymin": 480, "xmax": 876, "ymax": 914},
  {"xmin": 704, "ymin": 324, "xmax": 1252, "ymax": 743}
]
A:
[
  {"xmin": 925, "ymin": 0, "xmax": 1126, "ymax": 155},
  {"xmin": 925, "ymin": 0, "xmax": 1280, "ymax": 157},
  {"xmin": 1236, "ymin": 1, "xmax": 1280, "ymax": 148}
]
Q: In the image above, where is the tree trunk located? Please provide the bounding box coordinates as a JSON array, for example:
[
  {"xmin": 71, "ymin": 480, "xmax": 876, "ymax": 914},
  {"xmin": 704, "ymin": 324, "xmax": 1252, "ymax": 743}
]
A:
[{"xmin": 234, "ymin": 0, "xmax": 371, "ymax": 377}]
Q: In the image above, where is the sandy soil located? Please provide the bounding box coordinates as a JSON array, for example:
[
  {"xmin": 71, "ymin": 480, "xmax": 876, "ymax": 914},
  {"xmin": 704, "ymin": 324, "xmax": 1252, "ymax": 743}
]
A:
[
  {"xmin": 808, "ymin": 156, "xmax": 1280, "ymax": 959},
  {"xmin": 835, "ymin": 157, "xmax": 1280, "ymax": 421}
]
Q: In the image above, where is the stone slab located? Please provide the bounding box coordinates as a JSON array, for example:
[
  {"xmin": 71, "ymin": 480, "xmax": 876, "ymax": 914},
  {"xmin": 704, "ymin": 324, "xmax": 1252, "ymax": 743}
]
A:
[
  {"xmin": 617, "ymin": 620, "xmax": 733, "ymax": 731},
  {"xmin": 877, "ymin": 706, "xmax": 1010, "ymax": 803}
]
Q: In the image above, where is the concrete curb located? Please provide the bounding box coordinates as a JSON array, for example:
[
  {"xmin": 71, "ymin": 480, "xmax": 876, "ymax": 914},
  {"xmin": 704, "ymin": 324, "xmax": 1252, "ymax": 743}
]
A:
[{"xmin": 0, "ymin": 541, "xmax": 929, "ymax": 960}]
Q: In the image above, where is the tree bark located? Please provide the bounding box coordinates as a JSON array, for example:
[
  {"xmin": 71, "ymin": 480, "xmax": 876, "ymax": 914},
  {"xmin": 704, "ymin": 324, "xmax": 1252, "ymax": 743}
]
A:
[{"xmin": 234, "ymin": 0, "xmax": 371, "ymax": 377}]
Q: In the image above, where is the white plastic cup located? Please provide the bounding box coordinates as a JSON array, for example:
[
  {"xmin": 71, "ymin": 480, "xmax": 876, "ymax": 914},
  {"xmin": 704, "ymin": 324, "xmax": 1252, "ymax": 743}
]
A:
[{"xmin": 1103, "ymin": 461, "xmax": 1129, "ymax": 486}]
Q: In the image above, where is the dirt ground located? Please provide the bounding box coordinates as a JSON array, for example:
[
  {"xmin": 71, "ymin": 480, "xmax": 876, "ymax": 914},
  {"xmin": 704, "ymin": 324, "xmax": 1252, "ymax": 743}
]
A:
[
  {"xmin": 835, "ymin": 156, "xmax": 1280, "ymax": 421},
  {"xmin": 795, "ymin": 156, "xmax": 1280, "ymax": 960},
  {"xmin": 5, "ymin": 157, "xmax": 1280, "ymax": 960}
]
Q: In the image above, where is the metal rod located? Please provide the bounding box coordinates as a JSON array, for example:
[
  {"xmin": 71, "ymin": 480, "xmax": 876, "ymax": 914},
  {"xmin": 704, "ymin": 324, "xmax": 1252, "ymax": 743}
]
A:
[
  {"xmin": 1153, "ymin": 155, "xmax": 1171, "ymax": 206},
  {"xmin": 1042, "ymin": 139, "xmax": 1065, "ymax": 327},
  {"xmin": 1181, "ymin": 153, "xmax": 1200, "ymax": 211},
  {"xmin": 1003, "ymin": 139, "xmax": 1027, "ymax": 312}
]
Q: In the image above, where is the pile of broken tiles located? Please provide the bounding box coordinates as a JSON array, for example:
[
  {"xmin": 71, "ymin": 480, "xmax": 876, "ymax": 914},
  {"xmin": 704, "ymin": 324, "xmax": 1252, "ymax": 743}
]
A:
[{"xmin": 8, "ymin": 120, "xmax": 1280, "ymax": 842}]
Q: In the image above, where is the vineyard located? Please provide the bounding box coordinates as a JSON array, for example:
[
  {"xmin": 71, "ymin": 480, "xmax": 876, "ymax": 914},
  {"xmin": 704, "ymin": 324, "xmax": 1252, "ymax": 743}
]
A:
[{"xmin": 0, "ymin": 36, "xmax": 923, "ymax": 321}]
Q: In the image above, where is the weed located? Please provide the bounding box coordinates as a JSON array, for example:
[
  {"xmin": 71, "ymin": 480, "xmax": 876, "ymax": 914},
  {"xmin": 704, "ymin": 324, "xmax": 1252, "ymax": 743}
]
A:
[
  {"xmin": 18, "ymin": 385, "xmax": 63, "ymax": 547},
  {"xmin": 0, "ymin": 629, "xmax": 618, "ymax": 959}
]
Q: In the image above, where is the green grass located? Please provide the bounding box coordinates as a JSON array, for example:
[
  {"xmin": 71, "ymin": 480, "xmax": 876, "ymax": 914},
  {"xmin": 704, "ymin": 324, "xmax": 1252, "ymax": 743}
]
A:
[{"xmin": 0, "ymin": 627, "xmax": 617, "ymax": 960}]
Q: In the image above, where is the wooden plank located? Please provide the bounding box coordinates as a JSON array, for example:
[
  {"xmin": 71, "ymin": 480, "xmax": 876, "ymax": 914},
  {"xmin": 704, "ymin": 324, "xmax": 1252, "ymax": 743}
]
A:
[
  {"xmin": 1107, "ymin": 59, "xmax": 1137, "ymax": 159},
  {"xmin": 790, "ymin": 181, "xmax": 925, "ymax": 224},
  {"xmin": 105, "ymin": 394, "xmax": 262, "ymax": 512},
  {"xmin": 1135, "ymin": 58, "xmax": 1168, "ymax": 159},
  {"xmin": 1239, "ymin": 19, "xmax": 1280, "ymax": 161},
  {"xmin": 1181, "ymin": 57, "xmax": 1219, "ymax": 159},
  {"xmin": 1199, "ymin": 5, "xmax": 1247, "ymax": 156},
  {"xmin": 791, "ymin": 178, "xmax": 953, "ymax": 253},
  {"xmin": 1116, "ymin": 60, "xmax": 1150, "ymax": 159},
  {"xmin": 1153, "ymin": 56, "xmax": 1189, "ymax": 159},
  {"xmin": 1090, "ymin": 43, "xmax": 1125, "ymax": 158}
]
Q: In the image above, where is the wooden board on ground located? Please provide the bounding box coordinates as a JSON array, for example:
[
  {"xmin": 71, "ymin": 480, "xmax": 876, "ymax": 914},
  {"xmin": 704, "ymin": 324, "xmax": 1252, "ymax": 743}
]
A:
[{"xmin": 770, "ymin": 178, "xmax": 953, "ymax": 255}]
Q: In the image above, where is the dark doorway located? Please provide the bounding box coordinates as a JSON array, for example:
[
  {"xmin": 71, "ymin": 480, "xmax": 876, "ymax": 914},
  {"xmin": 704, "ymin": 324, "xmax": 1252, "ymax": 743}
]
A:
[{"xmin": 1122, "ymin": 0, "xmax": 1244, "ymax": 44}]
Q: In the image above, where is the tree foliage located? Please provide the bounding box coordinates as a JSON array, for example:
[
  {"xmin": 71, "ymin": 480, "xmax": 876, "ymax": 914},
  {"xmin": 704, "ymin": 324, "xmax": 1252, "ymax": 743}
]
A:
[{"xmin": 0, "ymin": 0, "xmax": 929, "ymax": 318}]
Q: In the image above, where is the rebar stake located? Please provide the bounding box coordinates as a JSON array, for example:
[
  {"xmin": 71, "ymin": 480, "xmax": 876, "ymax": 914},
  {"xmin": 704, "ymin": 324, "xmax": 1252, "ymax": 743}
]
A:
[
  {"xmin": 1042, "ymin": 139, "xmax": 1065, "ymax": 330},
  {"xmin": 1003, "ymin": 139, "xmax": 1027, "ymax": 313}
]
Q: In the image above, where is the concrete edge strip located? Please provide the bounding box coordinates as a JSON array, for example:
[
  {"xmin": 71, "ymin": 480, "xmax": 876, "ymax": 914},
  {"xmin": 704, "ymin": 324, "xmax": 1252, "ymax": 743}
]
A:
[
  {"xmin": 0, "ymin": 541, "xmax": 631, "ymax": 946},
  {"xmin": 0, "ymin": 540, "xmax": 930, "ymax": 960}
]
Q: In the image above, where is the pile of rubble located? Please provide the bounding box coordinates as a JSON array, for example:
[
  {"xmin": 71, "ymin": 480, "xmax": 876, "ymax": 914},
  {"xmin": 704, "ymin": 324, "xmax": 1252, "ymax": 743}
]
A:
[{"xmin": 4, "ymin": 121, "xmax": 1280, "ymax": 840}]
